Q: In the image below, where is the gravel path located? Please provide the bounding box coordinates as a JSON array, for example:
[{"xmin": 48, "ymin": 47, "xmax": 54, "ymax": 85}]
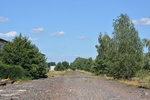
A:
[{"xmin": 0, "ymin": 71, "xmax": 150, "ymax": 100}]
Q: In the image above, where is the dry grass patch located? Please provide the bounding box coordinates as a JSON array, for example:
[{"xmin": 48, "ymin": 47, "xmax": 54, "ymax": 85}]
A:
[
  {"xmin": 117, "ymin": 79, "xmax": 141, "ymax": 87},
  {"xmin": 46, "ymin": 71, "xmax": 66, "ymax": 77},
  {"xmin": 76, "ymin": 70, "xmax": 93, "ymax": 75},
  {"xmin": 116, "ymin": 77, "xmax": 150, "ymax": 89}
]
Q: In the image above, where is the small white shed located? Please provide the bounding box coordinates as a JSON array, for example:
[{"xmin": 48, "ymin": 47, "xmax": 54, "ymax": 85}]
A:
[{"xmin": 50, "ymin": 66, "xmax": 56, "ymax": 71}]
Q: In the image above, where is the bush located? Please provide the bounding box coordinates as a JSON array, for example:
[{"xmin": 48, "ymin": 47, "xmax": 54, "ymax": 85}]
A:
[
  {"xmin": 143, "ymin": 54, "xmax": 150, "ymax": 70},
  {"xmin": 135, "ymin": 70, "xmax": 150, "ymax": 79},
  {"xmin": 1, "ymin": 34, "xmax": 48, "ymax": 79},
  {"xmin": 0, "ymin": 63, "xmax": 26, "ymax": 80}
]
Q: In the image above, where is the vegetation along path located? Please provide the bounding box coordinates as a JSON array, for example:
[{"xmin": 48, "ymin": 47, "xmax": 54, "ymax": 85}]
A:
[{"xmin": 0, "ymin": 71, "xmax": 150, "ymax": 100}]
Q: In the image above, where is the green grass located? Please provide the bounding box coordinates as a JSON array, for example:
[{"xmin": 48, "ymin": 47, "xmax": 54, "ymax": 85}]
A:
[{"xmin": 16, "ymin": 77, "xmax": 32, "ymax": 82}]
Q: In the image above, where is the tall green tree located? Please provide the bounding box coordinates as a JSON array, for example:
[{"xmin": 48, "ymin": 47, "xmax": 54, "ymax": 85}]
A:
[
  {"xmin": 143, "ymin": 38, "xmax": 150, "ymax": 70},
  {"xmin": 111, "ymin": 14, "xmax": 143, "ymax": 79},
  {"xmin": 86, "ymin": 57, "xmax": 93, "ymax": 72},
  {"xmin": 1, "ymin": 34, "xmax": 48, "ymax": 79},
  {"xmin": 93, "ymin": 33, "xmax": 116, "ymax": 75}
]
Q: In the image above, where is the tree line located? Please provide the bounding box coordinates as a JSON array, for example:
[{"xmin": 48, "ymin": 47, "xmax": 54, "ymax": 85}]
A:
[
  {"xmin": 49, "ymin": 58, "xmax": 93, "ymax": 72},
  {"xmin": 70, "ymin": 14, "xmax": 150, "ymax": 79}
]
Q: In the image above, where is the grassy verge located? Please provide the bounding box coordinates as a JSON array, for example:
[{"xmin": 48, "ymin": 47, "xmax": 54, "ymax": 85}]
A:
[
  {"xmin": 46, "ymin": 71, "xmax": 66, "ymax": 77},
  {"xmin": 114, "ymin": 77, "xmax": 149, "ymax": 89},
  {"xmin": 76, "ymin": 70, "xmax": 150, "ymax": 89},
  {"xmin": 16, "ymin": 77, "xmax": 32, "ymax": 82},
  {"xmin": 102, "ymin": 75, "xmax": 150, "ymax": 89},
  {"xmin": 76, "ymin": 70, "xmax": 93, "ymax": 75},
  {"xmin": 99, "ymin": 73, "xmax": 150, "ymax": 89}
]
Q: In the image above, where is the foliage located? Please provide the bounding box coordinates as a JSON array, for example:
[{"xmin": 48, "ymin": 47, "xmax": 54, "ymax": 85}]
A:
[
  {"xmin": 135, "ymin": 69, "xmax": 150, "ymax": 79},
  {"xmin": 143, "ymin": 38, "xmax": 150, "ymax": 52},
  {"xmin": 111, "ymin": 14, "xmax": 143, "ymax": 79},
  {"xmin": 94, "ymin": 14, "xmax": 143, "ymax": 79},
  {"xmin": 54, "ymin": 61, "xmax": 70, "ymax": 71},
  {"xmin": 48, "ymin": 62, "xmax": 56, "ymax": 67},
  {"xmin": 0, "ymin": 63, "xmax": 26, "ymax": 80},
  {"xmin": 55, "ymin": 62, "xmax": 63, "ymax": 71},
  {"xmin": 70, "ymin": 57, "xmax": 93, "ymax": 72},
  {"xmin": 134, "ymin": 70, "xmax": 150, "ymax": 89},
  {"xmin": 92, "ymin": 33, "xmax": 116, "ymax": 75},
  {"xmin": 143, "ymin": 39, "xmax": 150, "ymax": 70},
  {"xmin": 143, "ymin": 54, "xmax": 150, "ymax": 70},
  {"xmin": 1, "ymin": 34, "xmax": 48, "ymax": 79},
  {"xmin": 62, "ymin": 61, "xmax": 70, "ymax": 69}
]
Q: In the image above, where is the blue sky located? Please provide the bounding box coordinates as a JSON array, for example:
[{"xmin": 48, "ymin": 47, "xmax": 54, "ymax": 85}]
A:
[{"xmin": 0, "ymin": 0, "xmax": 150, "ymax": 62}]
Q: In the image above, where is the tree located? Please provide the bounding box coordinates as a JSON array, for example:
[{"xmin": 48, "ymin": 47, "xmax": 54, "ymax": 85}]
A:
[
  {"xmin": 62, "ymin": 61, "xmax": 70, "ymax": 69},
  {"xmin": 111, "ymin": 14, "xmax": 143, "ymax": 79},
  {"xmin": 70, "ymin": 57, "xmax": 93, "ymax": 71},
  {"xmin": 143, "ymin": 38, "xmax": 150, "ymax": 70},
  {"xmin": 1, "ymin": 34, "xmax": 48, "ymax": 79},
  {"xmin": 85, "ymin": 57, "xmax": 93, "ymax": 72},
  {"xmin": 48, "ymin": 62, "xmax": 56, "ymax": 67},
  {"xmin": 54, "ymin": 62, "xmax": 63, "ymax": 71},
  {"xmin": 55, "ymin": 61, "xmax": 70, "ymax": 71},
  {"xmin": 93, "ymin": 33, "xmax": 114, "ymax": 75},
  {"xmin": 94, "ymin": 14, "xmax": 143, "ymax": 79}
]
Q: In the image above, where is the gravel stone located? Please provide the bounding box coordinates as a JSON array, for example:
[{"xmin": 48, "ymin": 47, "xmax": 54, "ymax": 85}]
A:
[{"xmin": 0, "ymin": 71, "xmax": 150, "ymax": 100}]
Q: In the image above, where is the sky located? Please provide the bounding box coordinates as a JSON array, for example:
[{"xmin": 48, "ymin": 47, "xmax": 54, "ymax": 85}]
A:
[{"xmin": 0, "ymin": 0, "xmax": 150, "ymax": 63}]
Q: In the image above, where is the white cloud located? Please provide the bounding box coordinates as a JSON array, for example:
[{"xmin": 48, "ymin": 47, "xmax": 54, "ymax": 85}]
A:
[
  {"xmin": 50, "ymin": 31, "xmax": 65, "ymax": 36},
  {"xmin": 30, "ymin": 27, "xmax": 44, "ymax": 34},
  {"xmin": 132, "ymin": 17, "xmax": 150, "ymax": 26},
  {"xmin": 78, "ymin": 36, "xmax": 88, "ymax": 40},
  {"xmin": 0, "ymin": 31, "xmax": 17, "ymax": 37},
  {"xmin": 28, "ymin": 37, "xmax": 38, "ymax": 41},
  {"xmin": 0, "ymin": 16, "xmax": 8, "ymax": 22}
]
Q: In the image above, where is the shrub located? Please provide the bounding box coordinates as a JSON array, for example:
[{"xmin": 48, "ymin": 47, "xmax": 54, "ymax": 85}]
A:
[
  {"xmin": 135, "ymin": 70, "xmax": 150, "ymax": 79},
  {"xmin": 0, "ymin": 63, "xmax": 26, "ymax": 80},
  {"xmin": 1, "ymin": 34, "xmax": 48, "ymax": 79}
]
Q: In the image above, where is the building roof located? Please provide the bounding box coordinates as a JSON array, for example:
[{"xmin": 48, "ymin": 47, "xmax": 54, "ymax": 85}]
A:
[{"xmin": 0, "ymin": 38, "xmax": 8, "ymax": 42}]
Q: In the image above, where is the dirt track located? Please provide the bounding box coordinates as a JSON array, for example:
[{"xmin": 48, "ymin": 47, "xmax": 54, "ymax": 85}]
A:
[{"xmin": 0, "ymin": 71, "xmax": 150, "ymax": 100}]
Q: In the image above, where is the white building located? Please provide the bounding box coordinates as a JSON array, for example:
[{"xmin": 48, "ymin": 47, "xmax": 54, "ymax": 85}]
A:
[{"xmin": 50, "ymin": 66, "xmax": 56, "ymax": 71}]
